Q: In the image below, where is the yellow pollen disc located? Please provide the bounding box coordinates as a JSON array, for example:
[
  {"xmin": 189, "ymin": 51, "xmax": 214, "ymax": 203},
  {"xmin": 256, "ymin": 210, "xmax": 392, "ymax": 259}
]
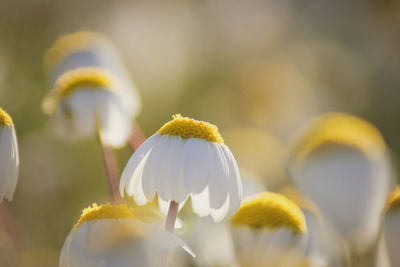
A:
[
  {"xmin": 157, "ymin": 114, "xmax": 223, "ymax": 143},
  {"xmin": 231, "ymin": 192, "xmax": 306, "ymax": 233},
  {"xmin": 0, "ymin": 107, "xmax": 13, "ymax": 127},
  {"xmin": 42, "ymin": 67, "xmax": 116, "ymax": 114},
  {"xmin": 291, "ymin": 113, "xmax": 386, "ymax": 168},
  {"xmin": 43, "ymin": 31, "xmax": 105, "ymax": 70},
  {"xmin": 74, "ymin": 203, "xmax": 135, "ymax": 231},
  {"xmin": 387, "ymin": 186, "xmax": 400, "ymax": 212}
]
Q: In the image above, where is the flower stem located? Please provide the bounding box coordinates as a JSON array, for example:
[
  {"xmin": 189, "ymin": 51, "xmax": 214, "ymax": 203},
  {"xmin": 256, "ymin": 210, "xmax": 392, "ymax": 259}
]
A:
[
  {"xmin": 97, "ymin": 133, "xmax": 121, "ymax": 203},
  {"xmin": 164, "ymin": 201, "xmax": 179, "ymax": 233},
  {"xmin": 128, "ymin": 121, "xmax": 147, "ymax": 151}
]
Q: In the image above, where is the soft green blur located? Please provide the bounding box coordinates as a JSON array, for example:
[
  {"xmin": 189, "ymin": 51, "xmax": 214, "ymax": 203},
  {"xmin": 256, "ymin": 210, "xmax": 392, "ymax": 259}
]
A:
[{"xmin": 0, "ymin": 0, "xmax": 400, "ymax": 266}]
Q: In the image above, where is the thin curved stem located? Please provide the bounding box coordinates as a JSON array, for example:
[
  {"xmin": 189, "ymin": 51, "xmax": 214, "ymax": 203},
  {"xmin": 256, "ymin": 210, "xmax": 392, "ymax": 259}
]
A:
[
  {"xmin": 97, "ymin": 132, "xmax": 121, "ymax": 203},
  {"xmin": 128, "ymin": 121, "xmax": 147, "ymax": 151},
  {"xmin": 164, "ymin": 201, "xmax": 179, "ymax": 233}
]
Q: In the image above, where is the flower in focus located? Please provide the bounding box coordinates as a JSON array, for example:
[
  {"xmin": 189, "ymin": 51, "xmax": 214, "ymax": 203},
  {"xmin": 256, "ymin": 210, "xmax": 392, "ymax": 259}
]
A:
[
  {"xmin": 0, "ymin": 107, "xmax": 19, "ymax": 203},
  {"xmin": 120, "ymin": 114, "xmax": 242, "ymax": 222},
  {"xmin": 383, "ymin": 186, "xmax": 400, "ymax": 267},
  {"xmin": 60, "ymin": 203, "xmax": 193, "ymax": 267},
  {"xmin": 42, "ymin": 31, "xmax": 141, "ymax": 148},
  {"xmin": 230, "ymin": 192, "xmax": 313, "ymax": 267},
  {"xmin": 287, "ymin": 113, "xmax": 391, "ymax": 252}
]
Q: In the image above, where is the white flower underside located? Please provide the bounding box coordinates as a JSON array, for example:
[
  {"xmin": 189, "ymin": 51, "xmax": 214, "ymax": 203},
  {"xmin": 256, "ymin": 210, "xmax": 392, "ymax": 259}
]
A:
[
  {"xmin": 0, "ymin": 125, "xmax": 19, "ymax": 202},
  {"xmin": 60, "ymin": 218, "xmax": 194, "ymax": 267},
  {"xmin": 294, "ymin": 145, "xmax": 390, "ymax": 248},
  {"xmin": 120, "ymin": 134, "xmax": 242, "ymax": 222},
  {"xmin": 232, "ymin": 226, "xmax": 309, "ymax": 267},
  {"xmin": 53, "ymin": 90, "xmax": 132, "ymax": 148}
]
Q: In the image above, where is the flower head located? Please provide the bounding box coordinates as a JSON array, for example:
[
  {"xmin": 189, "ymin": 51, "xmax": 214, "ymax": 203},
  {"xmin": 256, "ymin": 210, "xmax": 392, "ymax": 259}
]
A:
[
  {"xmin": 43, "ymin": 32, "xmax": 141, "ymax": 148},
  {"xmin": 0, "ymin": 107, "xmax": 19, "ymax": 202},
  {"xmin": 231, "ymin": 192, "xmax": 306, "ymax": 234},
  {"xmin": 230, "ymin": 192, "xmax": 309, "ymax": 267},
  {"xmin": 287, "ymin": 112, "xmax": 391, "ymax": 250},
  {"xmin": 120, "ymin": 114, "xmax": 242, "ymax": 222},
  {"xmin": 61, "ymin": 203, "xmax": 194, "ymax": 267}
]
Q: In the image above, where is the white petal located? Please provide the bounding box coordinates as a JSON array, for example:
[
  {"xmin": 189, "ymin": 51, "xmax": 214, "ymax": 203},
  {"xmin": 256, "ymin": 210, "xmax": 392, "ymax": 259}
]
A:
[
  {"xmin": 5, "ymin": 126, "xmax": 19, "ymax": 201},
  {"xmin": 0, "ymin": 126, "xmax": 12, "ymax": 202},
  {"xmin": 96, "ymin": 92, "xmax": 132, "ymax": 148},
  {"xmin": 211, "ymin": 195, "xmax": 230, "ymax": 222},
  {"xmin": 208, "ymin": 143, "xmax": 229, "ymax": 209},
  {"xmin": 67, "ymin": 91, "xmax": 96, "ymax": 138},
  {"xmin": 191, "ymin": 187, "xmax": 211, "ymax": 217},
  {"xmin": 182, "ymin": 138, "xmax": 212, "ymax": 194},
  {"xmin": 155, "ymin": 136, "xmax": 188, "ymax": 203},
  {"xmin": 127, "ymin": 152, "xmax": 151, "ymax": 205},
  {"xmin": 120, "ymin": 134, "xmax": 159, "ymax": 197},
  {"xmin": 221, "ymin": 144, "xmax": 242, "ymax": 217},
  {"xmin": 141, "ymin": 136, "xmax": 170, "ymax": 200}
]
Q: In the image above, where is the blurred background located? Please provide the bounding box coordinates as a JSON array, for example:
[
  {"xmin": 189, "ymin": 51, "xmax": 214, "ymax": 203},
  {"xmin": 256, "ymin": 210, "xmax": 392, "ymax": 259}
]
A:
[{"xmin": 0, "ymin": 0, "xmax": 399, "ymax": 266}]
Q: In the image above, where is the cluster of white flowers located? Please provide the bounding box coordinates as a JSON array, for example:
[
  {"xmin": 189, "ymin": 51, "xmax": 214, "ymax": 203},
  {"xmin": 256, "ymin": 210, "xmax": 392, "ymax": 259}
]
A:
[{"xmin": 2, "ymin": 31, "xmax": 400, "ymax": 267}]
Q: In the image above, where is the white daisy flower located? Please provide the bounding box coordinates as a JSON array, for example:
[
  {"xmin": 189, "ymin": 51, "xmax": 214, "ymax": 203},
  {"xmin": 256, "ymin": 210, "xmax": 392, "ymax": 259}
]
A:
[
  {"xmin": 0, "ymin": 107, "xmax": 19, "ymax": 202},
  {"xmin": 230, "ymin": 192, "xmax": 316, "ymax": 267},
  {"xmin": 287, "ymin": 113, "xmax": 391, "ymax": 252},
  {"xmin": 42, "ymin": 32, "xmax": 141, "ymax": 148},
  {"xmin": 383, "ymin": 186, "xmax": 400, "ymax": 267},
  {"xmin": 120, "ymin": 114, "xmax": 242, "ymax": 223},
  {"xmin": 60, "ymin": 203, "xmax": 194, "ymax": 267},
  {"xmin": 42, "ymin": 67, "xmax": 133, "ymax": 148}
]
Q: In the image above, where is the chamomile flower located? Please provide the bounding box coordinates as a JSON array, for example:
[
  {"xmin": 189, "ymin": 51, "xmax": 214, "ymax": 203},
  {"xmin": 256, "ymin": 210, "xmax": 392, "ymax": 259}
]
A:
[
  {"xmin": 383, "ymin": 186, "xmax": 400, "ymax": 267},
  {"xmin": 120, "ymin": 114, "xmax": 242, "ymax": 223},
  {"xmin": 60, "ymin": 203, "xmax": 193, "ymax": 267},
  {"xmin": 287, "ymin": 113, "xmax": 391, "ymax": 251},
  {"xmin": 230, "ymin": 192, "xmax": 312, "ymax": 267},
  {"xmin": 0, "ymin": 107, "xmax": 19, "ymax": 202},
  {"xmin": 42, "ymin": 32, "xmax": 141, "ymax": 148}
]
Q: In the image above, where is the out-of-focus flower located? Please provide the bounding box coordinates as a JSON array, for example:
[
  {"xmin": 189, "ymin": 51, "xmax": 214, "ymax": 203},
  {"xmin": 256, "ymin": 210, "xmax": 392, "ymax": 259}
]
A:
[
  {"xmin": 60, "ymin": 203, "xmax": 193, "ymax": 267},
  {"xmin": 230, "ymin": 192, "xmax": 311, "ymax": 267},
  {"xmin": 223, "ymin": 127, "xmax": 287, "ymax": 190},
  {"xmin": 42, "ymin": 67, "xmax": 132, "ymax": 147},
  {"xmin": 0, "ymin": 107, "xmax": 19, "ymax": 202},
  {"xmin": 42, "ymin": 31, "xmax": 141, "ymax": 148},
  {"xmin": 383, "ymin": 186, "xmax": 400, "ymax": 267},
  {"xmin": 287, "ymin": 113, "xmax": 391, "ymax": 252},
  {"xmin": 120, "ymin": 114, "xmax": 242, "ymax": 222},
  {"xmin": 178, "ymin": 216, "xmax": 237, "ymax": 267}
]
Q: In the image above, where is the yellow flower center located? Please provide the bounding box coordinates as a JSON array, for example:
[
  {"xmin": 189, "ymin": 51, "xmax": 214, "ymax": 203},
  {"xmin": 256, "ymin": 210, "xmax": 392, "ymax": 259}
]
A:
[
  {"xmin": 0, "ymin": 107, "xmax": 13, "ymax": 126},
  {"xmin": 42, "ymin": 67, "xmax": 116, "ymax": 114},
  {"xmin": 291, "ymin": 113, "xmax": 386, "ymax": 168},
  {"xmin": 74, "ymin": 203, "xmax": 135, "ymax": 231},
  {"xmin": 231, "ymin": 192, "xmax": 306, "ymax": 233},
  {"xmin": 43, "ymin": 31, "xmax": 105, "ymax": 70},
  {"xmin": 158, "ymin": 114, "xmax": 223, "ymax": 143},
  {"xmin": 387, "ymin": 186, "xmax": 400, "ymax": 212}
]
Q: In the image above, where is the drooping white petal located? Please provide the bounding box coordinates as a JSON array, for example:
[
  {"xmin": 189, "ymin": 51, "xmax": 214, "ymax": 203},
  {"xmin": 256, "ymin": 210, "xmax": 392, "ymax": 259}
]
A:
[
  {"xmin": 119, "ymin": 134, "xmax": 159, "ymax": 197},
  {"xmin": 96, "ymin": 91, "xmax": 132, "ymax": 148},
  {"xmin": 141, "ymin": 135, "xmax": 170, "ymax": 200},
  {"xmin": 67, "ymin": 91, "xmax": 96, "ymax": 138},
  {"xmin": 155, "ymin": 136, "xmax": 188, "ymax": 203},
  {"xmin": 210, "ymin": 195, "xmax": 230, "ymax": 222},
  {"xmin": 191, "ymin": 187, "xmax": 211, "ymax": 217},
  {"xmin": 5, "ymin": 125, "xmax": 19, "ymax": 201},
  {"xmin": 221, "ymin": 144, "xmax": 242, "ymax": 217},
  {"xmin": 182, "ymin": 138, "xmax": 212, "ymax": 194},
  {"xmin": 0, "ymin": 126, "xmax": 12, "ymax": 201},
  {"xmin": 208, "ymin": 143, "xmax": 229, "ymax": 209},
  {"xmin": 127, "ymin": 152, "xmax": 151, "ymax": 205}
]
